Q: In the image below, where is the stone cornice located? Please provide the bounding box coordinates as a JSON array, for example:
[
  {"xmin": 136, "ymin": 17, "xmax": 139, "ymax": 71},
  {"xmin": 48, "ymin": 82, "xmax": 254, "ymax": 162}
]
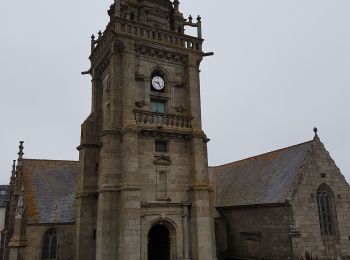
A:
[
  {"xmin": 134, "ymin": 44, "xmax": 187, "ymax": 65},
  {"xmin": 90, "ymin": 28, "xmax": 115, "ymax": 66},
  {"xmin": 98, "ymin": 184, "xmax": 142, "ymax": 194},
  {"xmin": 100, "ymin": 129, "xmax": 122, "ymax": 137},
  {"xmin": 141, "ymin": 201, "xmax": 192, "ymax": 208},
  {"xmin": 188, "ymin": 183, "xmax": 213, "ymax": 192}
]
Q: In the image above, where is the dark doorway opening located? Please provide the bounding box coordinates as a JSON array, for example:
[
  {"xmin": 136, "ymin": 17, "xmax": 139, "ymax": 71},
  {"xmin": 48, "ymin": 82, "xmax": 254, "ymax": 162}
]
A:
[{"xmin": 148, "ymin": 224, "xmax": 170, "ymax": 260}]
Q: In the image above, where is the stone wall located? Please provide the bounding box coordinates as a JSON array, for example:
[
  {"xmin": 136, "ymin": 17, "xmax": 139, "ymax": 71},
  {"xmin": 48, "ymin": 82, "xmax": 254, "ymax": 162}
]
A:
[
  {"xmin": 217, "ymin": 205, "xmax": 293, "ymax": 260},
  {"xmin": 24, "ymin": 224, "xmax": 75, "ymax": 260},
  {"xmin": 0, "ymin": 208, "xmax": 5, "ymax": 234},
  {"xmin": 291, "ymin": 139, "xmax": 350, "ymax": 259}
]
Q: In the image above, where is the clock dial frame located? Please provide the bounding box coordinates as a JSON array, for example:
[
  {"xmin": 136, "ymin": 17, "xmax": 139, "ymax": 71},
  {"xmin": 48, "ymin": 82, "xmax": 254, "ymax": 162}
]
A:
[{"xmin": 151, "ymin": 76, "xmax": 165, "ymax": 91}]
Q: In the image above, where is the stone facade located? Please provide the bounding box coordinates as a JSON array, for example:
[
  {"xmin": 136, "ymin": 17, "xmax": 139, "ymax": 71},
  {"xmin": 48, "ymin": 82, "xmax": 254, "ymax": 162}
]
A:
[
  {"xmin": 76, "ymin": 1, "xmax": 216, "ymax": 260},
  {"xmin": 216, "ymin": 205, "xmax": 293, "ymax": 259},
  {"xmin": 2, "ymin": 1, "xmax": 350, "ymax": 260},
  {"xmin": 290, "ymin": 136, "xmax": 350, "ymax": 259},
  {"xmin": 23, "ymin": 225, "xmax": 75, "ymax": 260},
  {"xmin": 211, "ymin": 133, "xmax": 350, "ymax": 260},
  {"xmin": 1, "ymin": 154, "xmax": 78, "ymax": 260},
  {"xmin": 0, "ymin": 186, "xmax": 9, "ymax": 245}
]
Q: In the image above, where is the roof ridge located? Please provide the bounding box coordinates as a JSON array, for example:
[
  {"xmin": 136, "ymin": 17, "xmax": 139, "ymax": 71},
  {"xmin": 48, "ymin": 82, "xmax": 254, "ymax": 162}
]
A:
[{"xmin": 212, "ymin": 140, "xmax": 313, "ymax": 169}]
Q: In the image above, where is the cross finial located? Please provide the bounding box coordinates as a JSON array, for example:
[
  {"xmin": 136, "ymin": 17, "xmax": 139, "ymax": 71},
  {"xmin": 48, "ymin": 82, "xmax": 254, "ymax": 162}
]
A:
[{"xmin": 313, "ymin": 127, "xmax": 320, "ymax": 141}]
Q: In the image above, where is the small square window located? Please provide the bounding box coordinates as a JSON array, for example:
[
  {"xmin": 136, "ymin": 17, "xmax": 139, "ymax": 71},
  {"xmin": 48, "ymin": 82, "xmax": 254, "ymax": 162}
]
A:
[{"xmin": 155, "ymin": 141, "xmax": 167, "ymax": 153}]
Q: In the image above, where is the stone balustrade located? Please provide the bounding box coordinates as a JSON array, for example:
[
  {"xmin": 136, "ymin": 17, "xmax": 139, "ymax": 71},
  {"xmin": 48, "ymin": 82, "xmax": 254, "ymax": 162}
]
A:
[
  {"xmin": 91, "ymin": 17, "xmax": 203, "ymax": 62},
  {"xmin": 134, "ymin": 110, "xmax": 192, "ymax": 129},
  {"xmin": 114, "ymin": 17, "xmax": 203, "ymax": 51}
]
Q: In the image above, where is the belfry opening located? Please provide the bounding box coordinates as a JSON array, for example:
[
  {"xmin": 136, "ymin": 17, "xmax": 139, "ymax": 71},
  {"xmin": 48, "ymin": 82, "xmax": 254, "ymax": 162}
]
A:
[{"xmin": 148, "ymin": 224, "xmax": 170, "ymax": 260}]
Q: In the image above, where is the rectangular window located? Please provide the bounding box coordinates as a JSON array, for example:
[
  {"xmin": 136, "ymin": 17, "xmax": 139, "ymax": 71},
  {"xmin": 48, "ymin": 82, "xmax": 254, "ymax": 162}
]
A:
[
  {"xmin": 150, "ymin": 100, "xmax": 166, "ymax": 113},
  {"xmin": 155, "ymin": 141, "xmax": 167, "ymax": 153}
]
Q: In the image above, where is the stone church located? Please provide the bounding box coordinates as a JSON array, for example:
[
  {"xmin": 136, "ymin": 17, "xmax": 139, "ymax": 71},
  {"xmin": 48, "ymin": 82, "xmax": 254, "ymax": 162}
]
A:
[{"xmin": 1, "ymin": 1, "xmax": 350, "ymax": 260}]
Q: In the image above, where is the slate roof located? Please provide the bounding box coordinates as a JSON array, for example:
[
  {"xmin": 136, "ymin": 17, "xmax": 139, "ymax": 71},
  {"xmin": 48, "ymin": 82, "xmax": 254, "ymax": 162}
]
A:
[
  {"xmin": 0, "ymin": 185, "xmax": 10, "ymax": 207},
  {"xmin": 22, "ymin": 159, "xmax": 78, "ymax": 224},
  {"xmin": 212, "ymin": 140, "xmax": 313, "ymax": 208}
]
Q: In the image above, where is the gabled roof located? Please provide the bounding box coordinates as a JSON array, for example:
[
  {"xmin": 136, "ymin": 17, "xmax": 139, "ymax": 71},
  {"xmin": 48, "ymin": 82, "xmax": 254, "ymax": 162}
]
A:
[
  {"xmin": 212, "ymin": 140, "xmax": 313, "ymax": 208},
  {"xmin": 22, "ymin": 159, "xmax": 78, "ymax": 224}
]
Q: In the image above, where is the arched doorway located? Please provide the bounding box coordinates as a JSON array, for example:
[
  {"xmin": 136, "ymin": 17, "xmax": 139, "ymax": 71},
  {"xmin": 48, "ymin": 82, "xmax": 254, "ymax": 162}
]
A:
[{"xmin": 148, "ymin": 224, "xmax": 170, "ymax": 260}]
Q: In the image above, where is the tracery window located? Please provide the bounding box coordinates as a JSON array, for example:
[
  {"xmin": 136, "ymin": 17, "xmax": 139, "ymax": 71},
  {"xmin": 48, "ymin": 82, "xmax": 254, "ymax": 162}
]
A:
[
  {"xmin": 317, "ymin": 184, "xmax": 336, "ymax": 237},
  {"xmin": 42, "ymin": 228, "xmax": 58, "ymax": 259}
]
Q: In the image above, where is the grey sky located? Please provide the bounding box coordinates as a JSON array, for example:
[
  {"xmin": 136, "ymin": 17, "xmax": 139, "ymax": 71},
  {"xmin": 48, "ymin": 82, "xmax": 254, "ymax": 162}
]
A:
[{"xmin": 0, "ymin": 0, "xmax": 349, "ymax": 184}]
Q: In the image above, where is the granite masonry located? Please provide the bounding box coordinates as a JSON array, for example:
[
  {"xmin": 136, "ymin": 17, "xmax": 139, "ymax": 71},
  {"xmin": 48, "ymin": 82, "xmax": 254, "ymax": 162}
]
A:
[{"xmin": 1, "ymin": 1, "xmax": 350, "ymax": 260}]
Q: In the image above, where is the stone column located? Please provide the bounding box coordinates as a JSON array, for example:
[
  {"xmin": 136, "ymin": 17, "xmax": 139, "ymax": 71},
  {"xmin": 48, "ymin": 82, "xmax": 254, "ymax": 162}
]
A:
[
  {"xmin": 187, "ymin": 53, "xmax": 216, "ymax": 260},
  {"xmin": 187, "ymin": 54, "xmax": 203, "ymax": 129},
  {"xmin": 183, "ymin": 205, "xmax": 190, "ymax": 260},
  {"xmin": 95, "ymin": 41, "xmax": 124, "ymax": 260},
  {"xmin": 8, "ymin": 218, "xmax": 26, "ymax": 260},
  {"xmin": 9, "ymin": 185, "xmax": 26, "ymax": 260},
  {"xmin": 118, "ymin": 38, "xmax": 142, "ymax": 260},
  {"xmin": 170, "ymin": 234, "xmax": 176, "ymax": 260},
  {"xmin": 76, "ymin": 73, "xmax": 101, "ymax": 260}
]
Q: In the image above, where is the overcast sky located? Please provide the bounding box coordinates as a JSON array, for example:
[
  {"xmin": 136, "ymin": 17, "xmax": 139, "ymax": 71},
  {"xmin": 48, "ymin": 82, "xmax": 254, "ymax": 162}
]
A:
[{"xmin": 0, "ymin": 0, "xmax": 349, "ymax": 184}]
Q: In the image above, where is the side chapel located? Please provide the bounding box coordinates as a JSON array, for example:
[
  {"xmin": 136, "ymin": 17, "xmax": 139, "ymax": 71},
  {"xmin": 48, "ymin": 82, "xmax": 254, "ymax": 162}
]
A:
[{"xmin": 1, "ymin": 1, "xmax": 350, "ymax": 260}]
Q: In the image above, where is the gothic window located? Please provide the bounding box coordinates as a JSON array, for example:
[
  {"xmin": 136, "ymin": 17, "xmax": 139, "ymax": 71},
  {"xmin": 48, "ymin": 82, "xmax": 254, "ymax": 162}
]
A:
[
  {"xmin": 317, "ymin": 184, "xmax": 337, "ymax": 237},
  {"xmin": 42, "ymin": 228, "xmax": 58, "ymax": 259}
]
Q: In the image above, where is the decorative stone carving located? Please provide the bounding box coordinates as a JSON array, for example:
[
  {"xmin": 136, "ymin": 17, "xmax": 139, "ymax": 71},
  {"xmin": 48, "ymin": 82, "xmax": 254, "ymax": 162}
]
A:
[
  {"xmin": 134, "ymin": 44, "xmax": 186, "ymax": 64},
  {"xmin": 174, "ymin": 105, "xmax": 186, "ymax": 113},
  {"xmin": 154, "ymin": 155, "xmax": 172, "ymax": 166},
  {"xmin": 135, "ymin": 99, "xmax": 147, "ymax": 108},
  {"xmin": 141, "ymin": 130, "xmax": 188, "ymax": 141},
  {"xmin": 15, "ymin": 185, "xmax": 24, "ymax": 219},
  {"xmin": 289, "ymin": 220, "xmax": 301, "ymax": 237}
]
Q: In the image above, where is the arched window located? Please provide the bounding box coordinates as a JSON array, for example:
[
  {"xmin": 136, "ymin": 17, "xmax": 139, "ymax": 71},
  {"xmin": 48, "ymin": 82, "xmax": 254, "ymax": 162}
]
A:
[
  {"xmin": 42, "ymin": 228, "xmax": 58, "ymax": 259},
  {"xmin": 317, "ymin": 184, "xmax": 337, "ymax": 236}
]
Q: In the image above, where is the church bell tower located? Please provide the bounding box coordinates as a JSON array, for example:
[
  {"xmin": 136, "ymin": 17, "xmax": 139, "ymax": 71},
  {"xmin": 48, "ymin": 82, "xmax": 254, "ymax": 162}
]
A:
[{"xmin": 76, "ymin": 1, "xmax": 216, "ymax": 259}]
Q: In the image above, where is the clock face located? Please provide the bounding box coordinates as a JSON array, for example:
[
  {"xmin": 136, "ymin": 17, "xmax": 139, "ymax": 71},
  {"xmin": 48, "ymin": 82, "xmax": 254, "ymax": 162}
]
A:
[{"xmin": 151, "ymin": 76, "xmax": 165, "ymax": 91}]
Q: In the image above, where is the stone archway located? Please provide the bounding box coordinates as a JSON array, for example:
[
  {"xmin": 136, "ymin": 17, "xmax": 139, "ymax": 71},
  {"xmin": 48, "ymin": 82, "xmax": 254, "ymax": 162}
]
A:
[
  {"xmin": 147, "ymin": 220, "xmax": 177, "ymax": 260},
  {"xmin": 148, "ymin": 225, "xmax": 170, "ymax": 260}
]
